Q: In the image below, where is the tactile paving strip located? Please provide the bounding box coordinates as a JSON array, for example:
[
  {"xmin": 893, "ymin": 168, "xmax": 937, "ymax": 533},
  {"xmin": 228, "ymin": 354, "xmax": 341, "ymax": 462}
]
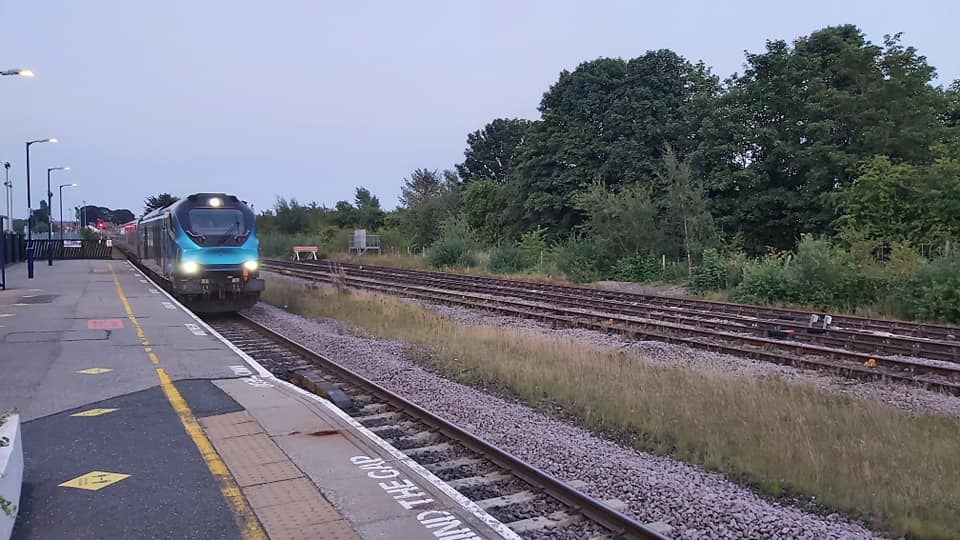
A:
[{"xmin": 202, "ymin": 411, "xmax": 362, "ymax": 540}]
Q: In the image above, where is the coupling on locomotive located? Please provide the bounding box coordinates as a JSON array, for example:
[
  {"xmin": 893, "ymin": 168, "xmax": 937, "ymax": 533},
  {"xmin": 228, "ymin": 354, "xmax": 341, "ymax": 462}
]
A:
[{"xmin": 121, "ymin": 193, "xmax": 264, "ymax": 312}]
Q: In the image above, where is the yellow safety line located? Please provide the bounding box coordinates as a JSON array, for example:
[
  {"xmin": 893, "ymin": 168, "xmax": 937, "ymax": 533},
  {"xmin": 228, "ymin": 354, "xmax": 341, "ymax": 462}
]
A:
[{"xmin": 108, "ymin": 263, "xmax": 266, "ymax": 539}]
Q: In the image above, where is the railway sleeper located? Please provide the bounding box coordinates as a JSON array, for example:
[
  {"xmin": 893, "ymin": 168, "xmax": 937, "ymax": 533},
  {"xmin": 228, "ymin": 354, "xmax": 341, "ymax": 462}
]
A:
[
  {"xmin": 424, "ymin": 457, "xmax": 486, "ymax": 474},
  {"xmin": 366, "ymin": 420, "xmax": 419, "ymax": 434},
  {"xmin": 475, "ymin": 490, "xmax": 541, "ymax": 510},
  {"xmin": 353, "ymin": 410, "xmax": 402, "ymax": 423},
  {"xmin": 392, "ymin": 430, "xmax": 443, "ymax": 446},
  {"xmin": 403, "ymin": 442, "xmax": 453, "ymax": 457},
  {"xmin": 445, "ymin": 471, "xmax": 512, "ymax": 489},
  {"xmin": 507, "ymin": 510, "xmax": 583, "ymax": 533}
]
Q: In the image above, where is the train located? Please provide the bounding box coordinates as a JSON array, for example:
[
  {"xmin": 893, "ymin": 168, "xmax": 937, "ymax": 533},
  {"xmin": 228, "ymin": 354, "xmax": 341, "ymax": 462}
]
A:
[{"xmin": 120, "ymin": 192, "xmax": 264, "ymax": 312}]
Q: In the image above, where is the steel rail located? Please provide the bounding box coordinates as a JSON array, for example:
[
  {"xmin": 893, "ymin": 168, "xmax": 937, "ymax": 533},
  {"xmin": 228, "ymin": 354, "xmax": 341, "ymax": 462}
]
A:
[
  {"xmin": 227, "ymin": 314, "xmax": 671, "ymax": 540},
  {"xmin": 279, "ymin": 259, "xmax": 960, "ymax": 341},
  {"xmin": 262, "ymin": 262, "xmax": 960, "ymax": 395},
  {"xmin": 266, "ymin": 259, "xmax": 960, "ymax": 363}
]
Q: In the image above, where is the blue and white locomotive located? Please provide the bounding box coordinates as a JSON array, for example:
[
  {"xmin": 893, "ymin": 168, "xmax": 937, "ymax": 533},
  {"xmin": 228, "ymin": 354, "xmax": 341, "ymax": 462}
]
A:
[{"xmin": 123, "ymin": 193, "xmax": 264, "ymax": 312}]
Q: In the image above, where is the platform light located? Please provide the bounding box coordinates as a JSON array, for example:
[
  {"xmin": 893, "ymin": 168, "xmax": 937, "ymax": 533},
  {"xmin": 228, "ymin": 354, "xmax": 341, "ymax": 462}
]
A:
[
  {"xmin": 208, "ymin": 197, "xmax": 222, "ymax": 207},
  {"xmin": 243, "ymin": 260, "xmax": 259, "ymax": 271},
  {"xmin": 1, "ymin": 68, "xmax": 35, "ymax": 77},
  {"xmin": 180, "ymin": 261, "xmax": 200, "ymax": 274}
]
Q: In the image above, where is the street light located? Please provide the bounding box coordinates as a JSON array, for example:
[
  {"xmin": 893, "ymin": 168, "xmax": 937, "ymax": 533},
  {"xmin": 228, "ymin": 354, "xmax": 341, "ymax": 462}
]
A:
[
  {"xmin": 47, "ymin": 166, "xmax": 70, "ymax": 265},
  {"xmin": 25, "ymin": 138, "xmax": 57, "ymax": 278},
  {"xmin": 2, "ymin": 162, "xmax": 10, "ymax": 233},
  {"xmin": 1, "ymin": 68, "xmax": 35, "ymax": 78},
  {"xmin": 59, "ymin": 183, "xmax": 78, "ymax": 242}
]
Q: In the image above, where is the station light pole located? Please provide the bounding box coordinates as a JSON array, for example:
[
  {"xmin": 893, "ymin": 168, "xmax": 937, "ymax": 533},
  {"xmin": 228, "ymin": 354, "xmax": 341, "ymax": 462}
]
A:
[
  {"xmin": 1, "ymin": 68, "xmax": 35, "ymax": 78},
  {"xmin": 46, "ymin": 166, "xmax": 69, "ymax": 265},
  {"xmin": 25, "ymin": 138, "xmax": 57, "ymax": 278},
  {"xmin": 2, "ymin": 162, "xmax": 10, "ymax": 233},
  {"xmin": 59, "ymin": 183, "xmax": 78, "ymax": 241}
]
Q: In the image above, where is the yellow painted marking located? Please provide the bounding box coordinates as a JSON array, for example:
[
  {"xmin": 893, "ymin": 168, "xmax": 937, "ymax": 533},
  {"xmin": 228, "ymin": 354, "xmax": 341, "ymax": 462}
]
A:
[
  {"xmin": 76, "ymin": 368, "xmax": 113, "ymax": 375},
  {"xmin": 71, "ymin": 408, "xmax": 118, "ymax": 417},
  {"xmin": 59, "ymin": 471, "xmax": 130, "ymax": 491},
  {"xmin": 107, "ymin": 263, "xmax": 266, "ymax": 539}
]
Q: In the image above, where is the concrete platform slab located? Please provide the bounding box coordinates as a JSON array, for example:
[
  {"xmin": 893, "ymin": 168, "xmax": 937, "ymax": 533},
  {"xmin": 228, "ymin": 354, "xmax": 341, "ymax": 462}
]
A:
[{"xmin": 1, "ymin": 259, "xmax": 515, "ymax": 540}]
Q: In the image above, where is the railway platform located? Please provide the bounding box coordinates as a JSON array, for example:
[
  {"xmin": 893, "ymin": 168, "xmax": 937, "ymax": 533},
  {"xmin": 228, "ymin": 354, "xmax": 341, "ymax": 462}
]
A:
[{"xmin": 0, "ymin": 259, "xmax": 512, "ymax": 540}]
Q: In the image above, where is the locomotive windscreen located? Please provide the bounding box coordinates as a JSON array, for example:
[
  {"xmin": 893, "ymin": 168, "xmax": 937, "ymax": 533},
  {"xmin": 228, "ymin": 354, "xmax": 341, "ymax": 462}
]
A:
[{"xmin": 185, "ymin": 209, "xmax": 249, "ymax": 242}]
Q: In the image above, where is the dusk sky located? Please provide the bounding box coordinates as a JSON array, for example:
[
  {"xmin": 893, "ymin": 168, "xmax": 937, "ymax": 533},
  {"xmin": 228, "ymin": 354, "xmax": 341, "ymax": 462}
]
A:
[{"xmin": 2, "ymin": 1, "xmax": 957, "ymax": 218}]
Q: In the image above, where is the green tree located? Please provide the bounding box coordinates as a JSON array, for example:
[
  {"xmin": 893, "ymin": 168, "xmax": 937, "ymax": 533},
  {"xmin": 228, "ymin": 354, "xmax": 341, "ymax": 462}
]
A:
[
  {"xmin": 456, "ymin": 118, "xmax": 531, "ymax": 184},
  {"xmin": 398, "ymin": 168, "xmax": 459, "ymax": 248},
  {"xmin": 353, "ymin": 186, "xmax": 384, "ymax": 230},
  {"xmin": 273, "ymin": 197, "xmax": 310, "ymax": 234},
  {"xmin": 701, "ymin": 26, "xmax": 946, "ymax": 250},
  {"xmin": 573, "ymin": 180, "xmax": 659, "ymax": 259},
  {"xmin": 513, "ymin": 51, "xmax": 720, "ymax": 236},
  {"xmin": 144, "ymin": 193, "xmax": 179, "ymax": 215},
  {"xmin": 835, "ymin": 141, "xmax": 960, "ymax": 246},
  {"xmin": 461, "ymin": 178, "xmax": 521, "ymax": 245},
  {"xmin": 330, "ymin": 200, "xmax": 357, "ymax": 229},
  {"xmin": 659, "ymin": 146, "xmax": 716, "ymax": 274}
]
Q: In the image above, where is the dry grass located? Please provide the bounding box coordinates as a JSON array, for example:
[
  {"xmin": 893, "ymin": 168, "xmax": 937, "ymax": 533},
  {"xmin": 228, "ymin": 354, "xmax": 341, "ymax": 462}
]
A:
[{"xmin": 264, "ymin": 278, "xmax": 960, "ymax": 539}]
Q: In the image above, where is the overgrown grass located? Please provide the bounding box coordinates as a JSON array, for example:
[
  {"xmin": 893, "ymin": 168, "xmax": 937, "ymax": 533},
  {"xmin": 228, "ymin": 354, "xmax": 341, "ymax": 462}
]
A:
[{"xmin": 263, "ymin": 278, "xmax": 960, "ymax": 540}]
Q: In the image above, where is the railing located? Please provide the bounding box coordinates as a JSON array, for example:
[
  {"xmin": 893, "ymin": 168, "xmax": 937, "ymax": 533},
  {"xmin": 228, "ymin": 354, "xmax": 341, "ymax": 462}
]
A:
[
  {"xmin": 1, "ymin": 235, "xmax": 114, "ymax": 264},
  {"xmin": 32, "ymin": 239, "xmax": 115, "ymax": 260}
]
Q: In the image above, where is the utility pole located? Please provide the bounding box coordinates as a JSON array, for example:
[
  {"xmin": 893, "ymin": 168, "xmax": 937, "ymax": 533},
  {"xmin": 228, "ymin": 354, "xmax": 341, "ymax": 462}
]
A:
[{"xmin": 2, "ymin": 162, "xmax": 10, "ymax": 233}]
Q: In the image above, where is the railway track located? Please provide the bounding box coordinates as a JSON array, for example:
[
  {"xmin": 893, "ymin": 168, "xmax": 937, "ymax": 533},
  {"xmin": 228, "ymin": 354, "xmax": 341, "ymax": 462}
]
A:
[
  {"xmin": 275, "ymin": 259, "xmax": 960, "ymax": 341},
  {"xmin": 270, "ymin": 260, "xmax": 960, "ymax": 363},
  {"xmin": 262, "ymin": 259, "xmax": 960, "ymax": 395},
  {"xmin": 206, "ymin": 314, "xmax": 670, "ymax": 540}
]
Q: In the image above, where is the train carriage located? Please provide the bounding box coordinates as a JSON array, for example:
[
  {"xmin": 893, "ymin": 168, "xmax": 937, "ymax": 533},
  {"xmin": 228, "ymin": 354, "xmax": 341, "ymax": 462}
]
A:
[{"xmin": 121, "ymin": 192, "xmax": 264, "ymax": 312}]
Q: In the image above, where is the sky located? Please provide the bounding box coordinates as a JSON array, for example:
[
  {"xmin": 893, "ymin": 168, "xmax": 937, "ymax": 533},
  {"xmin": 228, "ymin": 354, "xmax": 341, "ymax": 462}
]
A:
[{"xmin": 1, "ymin": 1, "xmax": 957, "ymax": 219}]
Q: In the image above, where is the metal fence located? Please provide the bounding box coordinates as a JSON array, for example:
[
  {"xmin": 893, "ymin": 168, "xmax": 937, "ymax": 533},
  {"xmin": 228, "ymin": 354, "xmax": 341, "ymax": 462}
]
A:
[{"xmin": 1, "ymin": 235, "xmax": 114, "ymax": 263}]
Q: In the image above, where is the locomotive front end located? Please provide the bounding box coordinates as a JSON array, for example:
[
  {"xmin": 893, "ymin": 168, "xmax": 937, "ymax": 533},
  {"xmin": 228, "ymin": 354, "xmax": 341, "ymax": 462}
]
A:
[{"xmin": 172, "ymin": 194, "xmax": 264, "ymax": 311}]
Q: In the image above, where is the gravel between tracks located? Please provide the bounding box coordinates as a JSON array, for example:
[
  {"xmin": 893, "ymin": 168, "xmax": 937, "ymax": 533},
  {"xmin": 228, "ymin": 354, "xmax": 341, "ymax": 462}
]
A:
[
  {"xmin": 417, "ymin": 301, "xmax": 960, "ymax": 419},
  {"xmin": 244, "ymin": 302, "xmax": 883, "ymax": 540}
]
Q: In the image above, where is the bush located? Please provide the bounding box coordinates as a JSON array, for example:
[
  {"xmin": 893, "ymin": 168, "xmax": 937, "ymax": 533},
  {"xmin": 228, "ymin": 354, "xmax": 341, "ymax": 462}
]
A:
[
  {"xmin": 518, "ymin": 227, "xmax": 549, "ymax": 269},
  {"xmin": 548, "ymin": 238, "xmax": 601, "ymax": 283},
  {"xmin": 892, "ymin": 256, "xmax": 960, "ymax": 323},
  {"xmin": 257, "ymin": 231, "xmax": 336, "ymax": 258},
  {"xmin": 611, "ymin": 255, "xmax": 662, "ymax": 282},
  {"xmin": 427, "ymin": 238, "xmax": 477, "ymax": 268},
  {"xmin": 487, "ymin": 245, "xmax": 527, "ymax": 274},
  {"xmin": 732, "ymin": 256, "xmax": 786, "ymax": 304},
  {"xmin": 733, "ymin": 236, "xmax": 875, "ymax": 309},
  {"xmin": 691, "ymin": 248, "xmax": 726, "ymax": 292}
]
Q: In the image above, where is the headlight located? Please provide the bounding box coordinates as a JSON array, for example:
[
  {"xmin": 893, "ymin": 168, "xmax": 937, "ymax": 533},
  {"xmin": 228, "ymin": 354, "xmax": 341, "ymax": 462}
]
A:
[
  {"xmin": 243, "ymin": 260, "xmax": 259, "ymax": 271},
  {"xmin": 180, "ymin": 261, "xmax": 201, "ymax": 274}
]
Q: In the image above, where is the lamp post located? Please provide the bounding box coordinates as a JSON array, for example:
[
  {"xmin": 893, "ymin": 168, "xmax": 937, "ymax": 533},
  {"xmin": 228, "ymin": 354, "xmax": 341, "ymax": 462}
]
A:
[
  {"xmin": 1, "ymin": 68, "xmax": 35, "ymax": 78},
  {"xmin": 46, "ymin": 166, "xmax": 69, "ymax": 265},
  {"xmin": 2, "ymin": 162, "xmax": 10, "ymax": 233},
  {"xmin": 25, "ymin": 138, "xmax": 57, "ymax": 278},
  {"xmin": 59, "ymin": 183, "xmax": 78, "ymax": 241}
]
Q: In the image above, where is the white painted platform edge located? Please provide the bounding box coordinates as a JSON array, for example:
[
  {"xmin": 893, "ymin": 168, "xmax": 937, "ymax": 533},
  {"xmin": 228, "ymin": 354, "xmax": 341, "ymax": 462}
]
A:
[
  {"xmin": 0, "ymin": 413, "xmax": 23, "ymax": 540},
  {"xmin": 126, "ymin": 261, "xmax": 521, "ymax": 540}
]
